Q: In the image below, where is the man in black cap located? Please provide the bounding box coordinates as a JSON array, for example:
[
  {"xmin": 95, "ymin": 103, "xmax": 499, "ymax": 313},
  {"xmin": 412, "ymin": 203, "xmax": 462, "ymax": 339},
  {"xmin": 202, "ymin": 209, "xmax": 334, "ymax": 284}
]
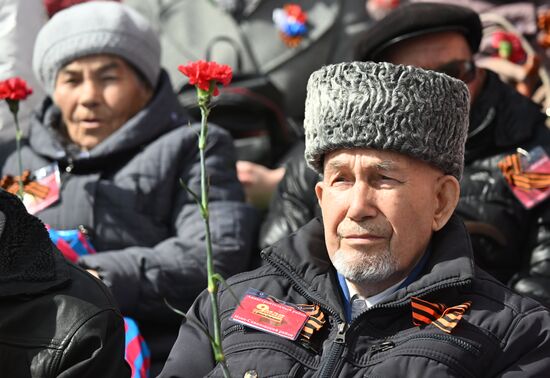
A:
[
  {"xmin": 356, "ymin": 2, "xmax": 486, "ymax": 103},
  {"xmin": 260, "ymin": 2, "xmax": 550, "ymax": 308}
]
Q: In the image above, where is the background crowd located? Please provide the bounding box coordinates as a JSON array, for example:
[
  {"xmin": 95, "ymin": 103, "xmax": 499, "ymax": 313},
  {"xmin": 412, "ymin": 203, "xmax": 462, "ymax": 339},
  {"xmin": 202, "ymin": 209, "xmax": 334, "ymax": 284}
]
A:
[{"xmin": 2, "ymin": 0, "xmax": 550, "ymax": 376}]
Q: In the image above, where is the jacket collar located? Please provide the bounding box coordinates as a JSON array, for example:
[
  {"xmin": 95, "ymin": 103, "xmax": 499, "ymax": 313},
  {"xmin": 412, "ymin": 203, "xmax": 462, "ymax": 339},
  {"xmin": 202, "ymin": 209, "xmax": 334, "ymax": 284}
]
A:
[
  {"xmin": 0, "ymin": 191, "xmax": 70, "ymax": 298},
  {"xmin": 391, "ymin": 215, "xmax": 474, "ymax": 304},
  {"xmin": 262, "ymin": 214, "xmax": 474, "ymax": 317},
  {"xmin": 27, "ymin": 70, "xmax": 189, "ymax": 165}
]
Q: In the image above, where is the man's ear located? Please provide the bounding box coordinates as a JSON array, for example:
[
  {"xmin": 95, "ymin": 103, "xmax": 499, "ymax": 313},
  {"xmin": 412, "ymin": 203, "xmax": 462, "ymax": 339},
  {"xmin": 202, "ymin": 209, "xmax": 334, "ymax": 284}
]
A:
[
  {"xmin": 432, "ymin": 175, "xmax": 460, "ymax": 231},
  {"xmin": 315, "ymin": 181, "xmax": 324, "ymax": 207}
]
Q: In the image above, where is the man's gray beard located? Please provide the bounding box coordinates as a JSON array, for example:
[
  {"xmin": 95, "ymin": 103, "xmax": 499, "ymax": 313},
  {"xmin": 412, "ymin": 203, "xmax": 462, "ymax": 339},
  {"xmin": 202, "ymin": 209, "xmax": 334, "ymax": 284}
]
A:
[{"xmin": 331, "ymin": 246, "xmax": 399, "ymax": 285}]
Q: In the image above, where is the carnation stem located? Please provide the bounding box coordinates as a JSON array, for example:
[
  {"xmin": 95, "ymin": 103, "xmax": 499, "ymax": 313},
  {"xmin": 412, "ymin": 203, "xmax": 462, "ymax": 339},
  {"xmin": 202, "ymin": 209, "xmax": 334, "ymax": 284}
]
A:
[{"xmin": 198, "ymin": 88, "xmax": 230, "ymax": 378}]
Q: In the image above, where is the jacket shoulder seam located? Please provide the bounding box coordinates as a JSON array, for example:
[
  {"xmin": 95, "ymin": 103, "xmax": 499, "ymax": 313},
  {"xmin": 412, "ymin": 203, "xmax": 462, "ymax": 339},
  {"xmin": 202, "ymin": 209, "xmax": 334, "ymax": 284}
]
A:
[{"xmin": 53, "ymin": 308, "xmax": 122, "ymax": 374}]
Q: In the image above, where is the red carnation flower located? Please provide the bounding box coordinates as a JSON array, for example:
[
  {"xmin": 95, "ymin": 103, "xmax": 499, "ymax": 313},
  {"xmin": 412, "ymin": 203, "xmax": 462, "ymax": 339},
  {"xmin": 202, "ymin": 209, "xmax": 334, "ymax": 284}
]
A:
[
  {"xmin": 0, "ymin": 76, "xmax": 33, "ymax": 200},
  {"xmin": 0, "ymin": 77, "xmax": 33, "ymax": 101},
  {"xmin": 178, "ymin": 60, "xmax": 232, "ymax": 96}
]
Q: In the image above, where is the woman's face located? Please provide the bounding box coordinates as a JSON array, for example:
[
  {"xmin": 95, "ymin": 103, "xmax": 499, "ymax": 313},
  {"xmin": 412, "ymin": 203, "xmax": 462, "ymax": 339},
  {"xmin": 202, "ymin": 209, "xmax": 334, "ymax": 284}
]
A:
[{"xmin": 53, "ymin": 55, "xmax": 152, "ymax": 150}]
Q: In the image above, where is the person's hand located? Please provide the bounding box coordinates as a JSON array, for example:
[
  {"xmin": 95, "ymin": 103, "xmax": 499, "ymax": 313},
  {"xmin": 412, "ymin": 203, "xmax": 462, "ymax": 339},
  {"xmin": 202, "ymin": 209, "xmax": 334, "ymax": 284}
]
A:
[{"xmin": 236, "ymin": 161, "xmax": 285, "ymax": 210}]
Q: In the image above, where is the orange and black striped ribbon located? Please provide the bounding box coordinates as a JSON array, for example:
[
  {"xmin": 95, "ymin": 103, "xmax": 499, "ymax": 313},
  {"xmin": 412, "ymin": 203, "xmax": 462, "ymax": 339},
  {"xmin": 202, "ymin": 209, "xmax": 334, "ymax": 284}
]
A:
[
  {"xmin": 265, "ymin": 295, "xmax": 326, "ymax": 340},
  {"xmin": 295, "ymin": 304, "xmax": 325, "ymax": 341},
  {"xmin": 411, "ymin": 297, "xmax": 471, "ymax": 334},
  {"xmin": 497, "ymin": 153, "xmax": 550, "ymax": 190}
]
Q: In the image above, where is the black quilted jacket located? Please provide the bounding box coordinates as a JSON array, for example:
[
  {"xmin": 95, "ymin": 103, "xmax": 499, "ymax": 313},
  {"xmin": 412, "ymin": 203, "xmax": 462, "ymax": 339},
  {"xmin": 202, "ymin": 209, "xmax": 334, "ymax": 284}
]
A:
[{"xmin": 161, "ymin": 216, "xmax": 550, "ymax": 378}]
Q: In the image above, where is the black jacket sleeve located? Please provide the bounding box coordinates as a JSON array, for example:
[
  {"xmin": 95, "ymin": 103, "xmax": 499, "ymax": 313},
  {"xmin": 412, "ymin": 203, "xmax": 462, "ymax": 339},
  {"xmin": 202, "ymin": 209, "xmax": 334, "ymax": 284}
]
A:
[
  {"xmin": 157, "ymin": 290, "xmax": 217, "ymax": 378},
  {"xmin": 492, "ymin": 306, "xmax": 550, "ymax": 376},
  {"xmin": 56, "ymin": 310, "xmax": 130, "ymax": 378},
  {"xmin": 259, "ymin": 142, "xmax": 320, "ymax": 249},
  {"xmin": 511, "ymin": 205, "xmax": 550, "ymax": 307}
]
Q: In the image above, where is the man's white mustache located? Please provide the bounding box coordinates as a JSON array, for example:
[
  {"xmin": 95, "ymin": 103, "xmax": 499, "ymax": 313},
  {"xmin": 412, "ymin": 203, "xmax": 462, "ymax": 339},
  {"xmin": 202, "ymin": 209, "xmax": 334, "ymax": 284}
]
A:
[{"xmin": 336, "ymin": 221, "xmax": 390, "ymax": 238}]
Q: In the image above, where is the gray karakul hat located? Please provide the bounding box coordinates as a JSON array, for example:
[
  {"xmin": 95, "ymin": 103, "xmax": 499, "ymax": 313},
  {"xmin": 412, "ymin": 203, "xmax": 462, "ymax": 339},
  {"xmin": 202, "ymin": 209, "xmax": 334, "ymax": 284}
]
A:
[
  {"xmin": 33, "ymin": 1, "xmax": 161, "ymax": 95},
  {"xmin": 304, "ymin": 61, "xmax": 470, "ymax": 179}
]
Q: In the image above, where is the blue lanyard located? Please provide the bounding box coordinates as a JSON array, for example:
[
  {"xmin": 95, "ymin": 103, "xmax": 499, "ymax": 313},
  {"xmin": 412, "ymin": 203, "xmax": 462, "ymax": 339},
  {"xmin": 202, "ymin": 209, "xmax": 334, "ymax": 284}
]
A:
[{"xmin": 337, "ymin": 245, "xmax": 431, "ymax": 323}]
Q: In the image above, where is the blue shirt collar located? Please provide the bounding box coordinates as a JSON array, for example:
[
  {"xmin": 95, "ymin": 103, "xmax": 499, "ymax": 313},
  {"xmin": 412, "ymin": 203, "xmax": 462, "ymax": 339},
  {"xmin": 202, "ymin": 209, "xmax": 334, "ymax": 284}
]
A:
[{"xmin": 337, "ymin": 244, "xmax": 432, "ymax": 323}]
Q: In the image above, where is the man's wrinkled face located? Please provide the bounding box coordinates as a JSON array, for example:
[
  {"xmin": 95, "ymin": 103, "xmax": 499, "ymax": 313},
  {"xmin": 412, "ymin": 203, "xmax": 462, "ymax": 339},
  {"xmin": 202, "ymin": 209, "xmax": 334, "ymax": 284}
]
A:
[
  {"xmin": 315, "ymin": 149, "xmax": 445, "ymax": 288},
  {"xmin": 53, "ymin": 55, "xmax": 152, "ymax": 150}
]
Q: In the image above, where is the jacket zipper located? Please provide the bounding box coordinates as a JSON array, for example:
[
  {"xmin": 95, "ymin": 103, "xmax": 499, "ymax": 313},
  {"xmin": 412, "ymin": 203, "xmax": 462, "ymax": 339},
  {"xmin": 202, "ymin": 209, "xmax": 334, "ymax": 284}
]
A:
[
  {"xmin": 318, "ymin": 322, "xmax": 347, "ymax": 378},
  {"xmin": 263, "ymin": 254, "xmax": 347, "ymax": 378},
  {"xmin": 370, "ymin": 341, "xmax": 395, "ymax": 355},
  {"xmin": 223, "ymin": 324, "xmax": 246, "ymax": 339},
  {"xmin": 410, "ymin": 333, "xmax": 480, "ymax": 356},
  {"xmin": 370, "ymin": 332, "xmax": 481, "ymax": 357},
  {"xmin": 263, "ymin": 253, "xmax": 472, "ymax": 378}
]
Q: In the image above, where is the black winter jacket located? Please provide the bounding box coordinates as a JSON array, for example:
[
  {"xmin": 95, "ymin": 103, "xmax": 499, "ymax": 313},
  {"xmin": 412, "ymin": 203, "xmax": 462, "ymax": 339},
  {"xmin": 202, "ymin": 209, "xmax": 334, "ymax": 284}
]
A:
[
  {"xmin": 260, "ymin": 71, "xmax": 550, "ymax": 304},
  {"xmin": 160, "ymin": 216, "xmax": 550, "ymax": 378},
  {"xmin": 0, "ymin": 190, "xmax": 129, "ymax": 377},
  {"xmin": 1, "ymin": 71, "xmax": 258, "ymax": 364}
]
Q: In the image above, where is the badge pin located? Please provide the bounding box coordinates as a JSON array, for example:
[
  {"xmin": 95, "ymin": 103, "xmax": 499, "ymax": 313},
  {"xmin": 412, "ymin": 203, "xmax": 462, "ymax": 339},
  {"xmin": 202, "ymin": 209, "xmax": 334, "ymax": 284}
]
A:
[
  {"xmin": 231, "ymin": 289, "xmax": 309, "ymax": 340},
  {"xmin": 498, "ymin": 146, "xmax": 550, "ymax": 209},
  {"xmin": 0, "ymin": 163, "xmax": 61, "ymax": 215},
  {"xmin": 272, "ymin": 4, "xmax": 308, "ymax": 48}
]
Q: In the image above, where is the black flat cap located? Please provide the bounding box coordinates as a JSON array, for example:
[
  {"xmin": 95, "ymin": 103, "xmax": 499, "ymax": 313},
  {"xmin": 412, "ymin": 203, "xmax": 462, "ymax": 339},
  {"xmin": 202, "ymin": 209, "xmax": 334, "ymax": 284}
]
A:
[{"xmin": 356, "ymin": 2, "xmax": 482, "ymax": 62}]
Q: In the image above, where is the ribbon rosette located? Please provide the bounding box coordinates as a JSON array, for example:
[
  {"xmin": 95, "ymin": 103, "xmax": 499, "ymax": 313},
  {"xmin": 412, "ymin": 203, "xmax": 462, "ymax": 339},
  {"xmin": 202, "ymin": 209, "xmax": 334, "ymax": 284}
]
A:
[
  {"xmin": 411, "ymin": 296, "xmax": 471, "ymax": 333},
  {"xmin": 273, "ymin": 3, "xmax": 308, "ymax": 47},
  {"xmin": 498, "ymin": 151, "xmax": 550, "ymax": 191}
]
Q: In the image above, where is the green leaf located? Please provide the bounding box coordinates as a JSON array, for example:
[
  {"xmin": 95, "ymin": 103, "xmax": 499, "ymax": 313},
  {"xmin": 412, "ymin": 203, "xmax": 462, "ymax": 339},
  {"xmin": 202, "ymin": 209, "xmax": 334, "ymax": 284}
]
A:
[
  {"xmin": 213, "ymin": 274, "xmax": 241, "ymax": 308},
  {"xmin": 179, "ymin": 178, "xmax": 201, "ymax": 205},
  {"xmin": 163, "ymin": 298, "xmax": 216, "ymax": 345}
]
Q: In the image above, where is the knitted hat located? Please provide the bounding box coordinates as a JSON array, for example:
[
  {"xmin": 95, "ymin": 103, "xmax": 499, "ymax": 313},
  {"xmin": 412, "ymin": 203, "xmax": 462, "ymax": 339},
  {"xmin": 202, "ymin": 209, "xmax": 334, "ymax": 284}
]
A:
[
  {"xmin": 0, "ymin": 189, "xmax": 55, "ymax": 282},
  {"xmin": 33, "ymin": 1, "xmax": 161, "ymax": 95},
  {"xmin": 304, "ymin": 61, "xmax": 470, "ymax": 179}
]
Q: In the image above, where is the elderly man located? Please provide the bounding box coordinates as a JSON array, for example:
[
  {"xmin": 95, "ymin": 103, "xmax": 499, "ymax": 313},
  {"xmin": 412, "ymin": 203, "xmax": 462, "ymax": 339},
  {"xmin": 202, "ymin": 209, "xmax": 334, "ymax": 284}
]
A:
[
  {"xmin": 1, "ymin": 1, "xmax": 257, "ymax": 370},
  {"xmin": 261, "ymin": 3, "xmax": 550, "ymax": 304},
  {"xmin": 0, "ymin": 189, "xmax": 130, "ymax": 377},
  {"xmin": 159, "ymin": 61, "xmax": 550, "ymax": 377}
]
